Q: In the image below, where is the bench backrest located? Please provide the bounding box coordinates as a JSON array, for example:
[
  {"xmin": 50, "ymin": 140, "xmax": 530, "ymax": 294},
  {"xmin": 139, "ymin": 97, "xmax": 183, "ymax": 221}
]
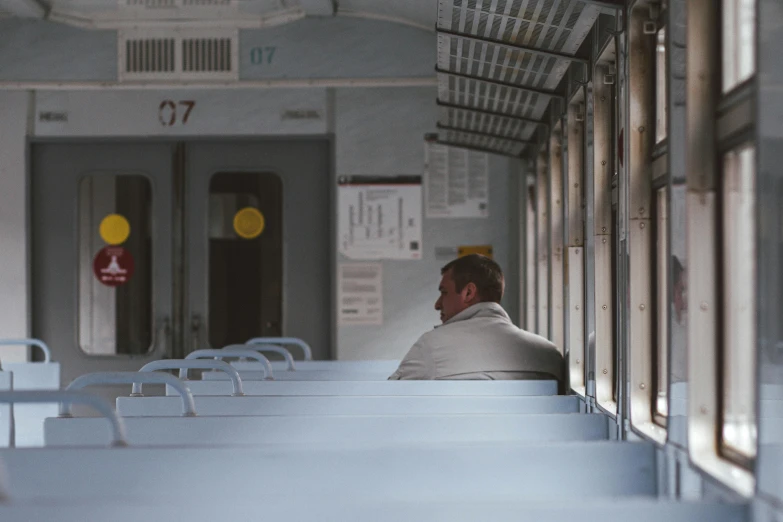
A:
[
  {"xmin": 116, "ymin": 395, "xmax": 580, "ymax": 417},
  {"xmin": 0, "ymin": 442, "xmax": 655, "ymax": 502},
  {"xmin": 167, "ymin": 380, "xmax": 558, "ymax": 397},
  {"xmin": 45, "ymin": 413, "xmax": 608, "ymax": 447}
]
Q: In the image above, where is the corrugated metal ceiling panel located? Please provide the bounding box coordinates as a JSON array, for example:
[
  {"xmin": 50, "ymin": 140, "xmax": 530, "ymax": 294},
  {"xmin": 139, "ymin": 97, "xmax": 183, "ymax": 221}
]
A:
[{"xmin": 435, "ymin": 0, "xmax": 600, "ymax": 157}]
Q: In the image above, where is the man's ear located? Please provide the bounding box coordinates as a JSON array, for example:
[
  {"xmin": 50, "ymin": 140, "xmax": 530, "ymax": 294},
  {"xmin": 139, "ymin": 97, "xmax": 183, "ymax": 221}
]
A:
[{"xmin": 462, "ymin": 282, "xmax": 479, "ymax": 303}]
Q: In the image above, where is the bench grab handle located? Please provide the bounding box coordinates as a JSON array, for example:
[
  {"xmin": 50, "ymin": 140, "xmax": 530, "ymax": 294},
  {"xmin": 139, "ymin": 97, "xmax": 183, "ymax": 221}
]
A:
[
  {"xmin": 245, "ymin": 337, "xmax": 312, "ymax": 361},
  {"xmin": 0, "ymin": 390, "xmax": 128, "ymax": 447},
  {"xmin": 242, "ymin": 343, "xmax": 296, "ymax": 371},
  {"xmin": 65, "ymin": 371, "xmax": 196, "ymax": 417},
  {"xmin": 0, "ymin": 339, "xmax": 51, "ymax": 363},
  {"xmin": 136, "ymin": 360, "xmax": 244, "ymax": 396},
  {"xmin": 187, "ymin": 349, "xmax": 274, "ymax": 380}
]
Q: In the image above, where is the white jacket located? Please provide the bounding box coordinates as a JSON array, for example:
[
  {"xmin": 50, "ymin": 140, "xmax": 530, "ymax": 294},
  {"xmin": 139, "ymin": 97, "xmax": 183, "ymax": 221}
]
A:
[{"xmin": 388, "ymin": 302, "xmax": 563, "ymax": 386}]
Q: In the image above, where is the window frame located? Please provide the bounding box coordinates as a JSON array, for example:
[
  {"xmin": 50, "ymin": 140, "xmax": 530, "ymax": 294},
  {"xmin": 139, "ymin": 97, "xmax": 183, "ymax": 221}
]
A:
[
  {"xmin": 567, "ymin": 94, "xmax": 586, "ymax": 395},
  {"xmin": 627, "ymin": 1, "xmax": 667, "ymax": 445},
  {"xmin": 686, "ymin": 0, "xmax": 757, "ymax": 497},
  {"xmin": 550, "ymin": 124, "xmax": 565, "ymax": 354},
  {"xmin": 593, "ymin": 42, "xmax": 618, "ymax": 417}
]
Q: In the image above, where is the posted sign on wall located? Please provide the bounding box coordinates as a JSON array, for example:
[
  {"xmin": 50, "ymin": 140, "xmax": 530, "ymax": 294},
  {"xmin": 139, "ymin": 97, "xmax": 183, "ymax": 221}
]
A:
[
  {"xmin": 338, "ymin": 263, "xmax": 383, "ymax": 326},
  {"xmin": 338, "ymin": 176, "xmax": 422, "ymax": 260},
  {"xmin": 424, "ymin": 141, "xmax": 489, "ymax": 218}
]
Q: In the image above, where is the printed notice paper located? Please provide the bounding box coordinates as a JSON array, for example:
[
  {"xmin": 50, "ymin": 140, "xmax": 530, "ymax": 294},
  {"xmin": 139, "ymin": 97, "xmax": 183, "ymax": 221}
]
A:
[
  {"xmin": 338, "ymin": 263, "xmax": 383, "ymax": 325},
  {"xmin": 338, "ymin": 176, "xmax": 422, "ymax": 260},
  {"xmin": 424, "ymin": 141, "xmax": 489, "ymax": 218}
]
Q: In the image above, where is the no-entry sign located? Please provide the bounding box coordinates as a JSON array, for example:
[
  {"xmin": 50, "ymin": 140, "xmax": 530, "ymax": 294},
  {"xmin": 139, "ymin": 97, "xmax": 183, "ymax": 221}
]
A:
[{"xmin": 93, "ymin": 246, "xmax": 135, "ymax": 287}]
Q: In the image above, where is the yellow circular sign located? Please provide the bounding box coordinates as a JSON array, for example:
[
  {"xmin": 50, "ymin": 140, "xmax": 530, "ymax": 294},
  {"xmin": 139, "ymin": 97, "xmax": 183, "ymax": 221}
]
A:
[
  {"xmin": 233, "ymin": 207, "xmax": 265, "ymax": 239},
  {"xmin": 99, "ymin": 214, "xmax": 131, "ymax": 245}
]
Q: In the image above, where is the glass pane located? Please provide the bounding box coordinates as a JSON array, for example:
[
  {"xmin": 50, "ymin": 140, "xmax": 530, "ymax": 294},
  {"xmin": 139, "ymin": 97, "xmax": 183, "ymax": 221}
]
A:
[
  {"xmin": 655, "ymin": 28, "xmax": 668, "ymax": 143},
  {"xmin": 655, "ymin": 187, "xmax": 669, "ymax": 418},
  {"xmin": 78, "ymin": 174, "xmax": 153, "ymax": 355},
  {"xmin": 721, "ymin": 145, "xmax": 757, "ymax": 458},
  {"xmin": 722, "ymin": 0, "xmax": 756, "ymax": 92},
  {"xmin": 526, "ymin": 183, "xmax": 537, "ymax": 330},
  {"xmin": 208, "ymin": 172, "xmax": 283, "ymax": 347}
]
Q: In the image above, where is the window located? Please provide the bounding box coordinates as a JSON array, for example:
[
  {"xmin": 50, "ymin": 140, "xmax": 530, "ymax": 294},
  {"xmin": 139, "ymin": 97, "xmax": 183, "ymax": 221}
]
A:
[
  {"xmin": 655, "ymin": 27, "xmax": 668, "ymax": 143},
  {"xmin": 526, "ymin": 183, "xmax": 537, "ymax": 331},
  {"xmin": 654, "ymin": 187, "xmax": 669, "ymax": 421},
  {"xmin": 208, "ymin": 172, "xmax": 283, "ymax": 347},
  {"xmin": 78, "ymin": 174, "xmax": 153, "ymax": 355},
  {"xmin": 720, "ymin": 144, "xmax": 757, "ymax": 460},
  {"xmin": 550, "ymin": 129, "xmax": 565, "ymax": 353},
  {"xmin": 593, "ymin": 55, "xmax": 616, "ymax": 413},
  {"xmin": 537, "ymin": 153, "xmax": 550, "ymax": 338},
  {"xmin": 722, "ymin": 0, "xmax": 756, "ymax": 92}
]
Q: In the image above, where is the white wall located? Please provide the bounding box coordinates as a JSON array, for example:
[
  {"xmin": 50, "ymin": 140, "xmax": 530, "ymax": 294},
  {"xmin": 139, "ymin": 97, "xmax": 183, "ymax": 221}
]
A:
[
  {"xmin": 0, "ymin": 91, "xmax": 31, "ymax": 362},
  {"xmin": 334, "ymin": 86, "xmax": 521, "ymax": 360},
  {"xmin": 0, "ymin": 16, "xmax": 522, "ymax": 362}
]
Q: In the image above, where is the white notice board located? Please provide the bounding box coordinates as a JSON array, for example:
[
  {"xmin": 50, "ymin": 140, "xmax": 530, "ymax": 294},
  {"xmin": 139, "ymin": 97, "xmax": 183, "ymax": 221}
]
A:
[
  {"xmin": 338, "ymin": 263, "xmax": 383, "ymax": 325},
  {"xmin": 424, "ymin": 141, "xmax": 489, "ymax": 218},
  {"xmin": 338, "ymin": 176, "xmax": 422, "ymax": 260}
]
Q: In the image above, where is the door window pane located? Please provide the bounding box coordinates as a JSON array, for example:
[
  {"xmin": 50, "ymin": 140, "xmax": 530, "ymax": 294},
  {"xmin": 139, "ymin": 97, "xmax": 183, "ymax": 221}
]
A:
[
  {"xmin": 722, "ymin": 0, "xmax": 756, "ymax": 92},
  {"xmin": 655, "ymin": 187, "xmax": 669, "ymax": 419},
  {"xmin": 721, "ymin": 144, "xmax": 757, "ymax": 459},
  {"xmin": 655, "ymin": 28, "xmax": 668, "ymax": 143},
  {"xmin": 208, "ymin": 172, "xmax": 283, "ymax": 347},
  {"xmin": 78, "ymin": 174, "xmax": 153, "ymax": 355}
]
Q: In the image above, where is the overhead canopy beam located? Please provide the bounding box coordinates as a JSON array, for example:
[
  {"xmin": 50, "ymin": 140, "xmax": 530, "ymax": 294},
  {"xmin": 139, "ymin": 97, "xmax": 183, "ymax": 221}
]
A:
[
  {"xmin": 436, "ymin": 99, "xmax": 547, "ymax": 128},
  {"xmin": 436, "ymin": 67, "xmax": 564, "ymax": 100},
  {"xmin": 0, "ymin": 0, "xmax": 46, "ymax": 18},
  {"xmin": 435, "ymin": 140, "xmax": 525, "ymax": 159},
  {"xmin": 581, "ymin": 0, "xmax": 624, "ymax": 10},
  {"xmin": 436, "ymin": 123, "xmax": 534, "ymax": 145},
  {"xmin": 437, "ymin": 27, "xmax": 590, "ymax": 66},
  {"xmin": 298, "ymin": 0, "xmax": 335, "ymax": 16}
]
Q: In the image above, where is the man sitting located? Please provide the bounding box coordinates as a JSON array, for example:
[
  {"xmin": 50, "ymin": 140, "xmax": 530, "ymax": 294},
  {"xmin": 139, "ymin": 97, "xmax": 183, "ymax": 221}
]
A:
[{"xmin": 388, "ymin": 254, "xmax": 563, "ymax": 390}]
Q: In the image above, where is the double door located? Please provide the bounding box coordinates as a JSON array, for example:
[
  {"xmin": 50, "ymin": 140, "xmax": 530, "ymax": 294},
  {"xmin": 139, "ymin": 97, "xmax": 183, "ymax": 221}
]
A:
[{"xmin": 31, "ymin": 140, "xmax": 331, "ymax": 386}]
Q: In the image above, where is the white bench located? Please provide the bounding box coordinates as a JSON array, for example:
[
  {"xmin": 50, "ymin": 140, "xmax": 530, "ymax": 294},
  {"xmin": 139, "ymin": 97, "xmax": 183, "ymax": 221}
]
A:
[
  {"xmin": 0, "ymin": 441, "xmax": 657, "ymax": 503},
  {"xmin": 0, "ymin": 498, "xmax": 748, "ymax": 522},
  {"xmin": 0, "ymin": 339, "xmax": 60, "ymax": 447},
  {"xmin": 116, "ymin": 394, "xmax": 580, "ymax": 417},
  {"xmin": 0, "ymin": 372, "xmax": 11, "ymax": 447},
  {"xmin": 202, "ymin": 369, "xmax": 393, "ymax": 381},
  {"xmin": 168, "ymin": 379, "xmax": 558, "ymax": 397},
  {"xmin": 45, "ymin": 412, "xmax": 608, "ymax": 447}
]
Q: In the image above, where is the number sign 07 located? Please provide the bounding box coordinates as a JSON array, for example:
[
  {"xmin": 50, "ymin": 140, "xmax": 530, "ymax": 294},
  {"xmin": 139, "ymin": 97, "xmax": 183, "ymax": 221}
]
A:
[{"xmin": 159, "ymin": 100, "xmax": 196, "ymax": 126}]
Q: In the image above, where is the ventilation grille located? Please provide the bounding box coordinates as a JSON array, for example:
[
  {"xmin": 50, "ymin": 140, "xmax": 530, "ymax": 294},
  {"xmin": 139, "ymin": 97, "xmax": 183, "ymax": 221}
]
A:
[
  {"xmin": 119, "ymin": 30, "xmax": 238, "ymax": 81},
  {"xmin": 435, "ymin": 0, "xmax": 600, "ymax": 158},
  {"xmin": 122, "ymin": 0, "xmax": 233, "ymax": 8},
  {"xmin": 182, "ymin": 38, "xmax": 232, "ymax": 72},
  {"xmin": 124, "ymin": 0, "xmax": 176, "ymax": 8},
  {"xmin": 125, "ymin": 38, "xmax": 176, "ymax": 73}
]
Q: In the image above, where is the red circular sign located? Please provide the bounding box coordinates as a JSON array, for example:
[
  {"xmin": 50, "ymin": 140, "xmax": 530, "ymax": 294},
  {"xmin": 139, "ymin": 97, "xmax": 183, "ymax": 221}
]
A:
[{"xmin": 93, "ymin": 246, "xmax": 135, "ymax": 287}]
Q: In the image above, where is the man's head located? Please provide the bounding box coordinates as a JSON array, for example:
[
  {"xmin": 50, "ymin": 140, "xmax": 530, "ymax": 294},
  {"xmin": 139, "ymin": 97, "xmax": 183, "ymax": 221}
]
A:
[{"xmin": 435, "ymin": 254, "xmax": 505, "ymax": 323}]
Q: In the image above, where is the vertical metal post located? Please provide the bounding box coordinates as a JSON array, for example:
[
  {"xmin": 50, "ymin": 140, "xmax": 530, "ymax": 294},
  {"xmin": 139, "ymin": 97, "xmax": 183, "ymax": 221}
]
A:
[
  {"xmin": 550, "ymin": 124, "xmax": 565, "ymax": 353},
  {"xmin": 567, "ymin": 97, "xmax": 586, "ymax": 393},
  {"xmin": 627, "ymin": 2, "xmax": 656, "ymax": 437}
]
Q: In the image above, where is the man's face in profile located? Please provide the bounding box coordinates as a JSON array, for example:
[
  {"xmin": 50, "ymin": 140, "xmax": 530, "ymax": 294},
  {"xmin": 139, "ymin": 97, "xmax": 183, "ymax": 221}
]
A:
[{"xmin": 434, "ymin": 269, "xmax": 471, "ymax": 323}]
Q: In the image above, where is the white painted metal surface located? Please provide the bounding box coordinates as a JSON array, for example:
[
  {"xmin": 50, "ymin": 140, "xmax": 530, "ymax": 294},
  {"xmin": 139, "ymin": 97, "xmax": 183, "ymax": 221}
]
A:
[
  {"xmin": 116, "ymin": 394, "xmax": 580, "ymax": 417},
  {"xmin": 166, "ymin": 379, "xmax": 558, "ymax": 396},
  {"xmin": 44, "ymin": 413, "xmax": 608, "ymax": 447}
]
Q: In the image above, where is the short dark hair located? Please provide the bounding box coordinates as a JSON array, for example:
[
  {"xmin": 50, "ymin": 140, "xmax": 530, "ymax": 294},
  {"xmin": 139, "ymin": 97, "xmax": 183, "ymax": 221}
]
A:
[{"xmin": 441, "ymin": 254, "xmax": 504, "ymax": 303}]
